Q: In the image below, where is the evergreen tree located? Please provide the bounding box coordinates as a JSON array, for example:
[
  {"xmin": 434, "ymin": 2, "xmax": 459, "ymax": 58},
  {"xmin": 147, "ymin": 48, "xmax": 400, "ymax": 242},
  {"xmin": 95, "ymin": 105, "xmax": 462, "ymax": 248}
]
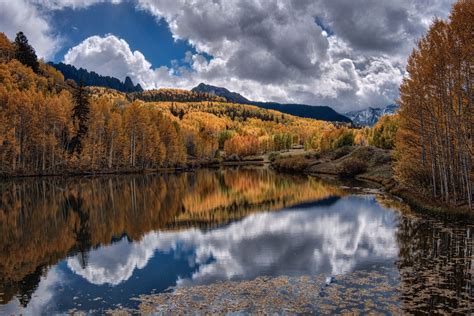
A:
[
  {"xmin": 14, "ymin": 32, "xmax": 39, "ymax": 73},
  {"xmin": 69, "ymin": 82, "xmax": 91, "ymax": 155}
]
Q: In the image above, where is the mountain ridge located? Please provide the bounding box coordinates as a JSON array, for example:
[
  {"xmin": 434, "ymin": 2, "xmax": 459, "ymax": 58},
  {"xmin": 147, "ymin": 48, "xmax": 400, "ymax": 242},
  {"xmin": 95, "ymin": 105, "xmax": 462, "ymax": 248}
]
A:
[
  {"xmin": 345, "ymin": 104, "xmax": 399, "ymax": 126},
  {"xmin": 49, "ymin": 62, "xmax": 143, "ymax": 93},
  {"xmin": 192, "ymin": 83, "xmax": 352, "ymax": 123}
]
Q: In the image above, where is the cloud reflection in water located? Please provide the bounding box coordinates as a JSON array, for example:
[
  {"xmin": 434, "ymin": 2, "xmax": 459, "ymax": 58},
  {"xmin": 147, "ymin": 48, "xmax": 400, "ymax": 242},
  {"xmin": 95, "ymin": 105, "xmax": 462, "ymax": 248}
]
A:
[{"xmin": 67, "ymin": 195, "xmax": 399, "ymax": 287}]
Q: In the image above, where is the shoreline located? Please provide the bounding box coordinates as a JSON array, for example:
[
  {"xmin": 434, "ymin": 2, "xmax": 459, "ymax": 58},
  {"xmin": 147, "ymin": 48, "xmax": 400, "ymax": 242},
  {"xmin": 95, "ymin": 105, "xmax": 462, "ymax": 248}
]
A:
[
  {"xmin": 270, "ymin": 146, "xmax": 473, "ymax": 220},
  {"xmin": 1, "ymin": 149, "xmax": 471, "ymax": 219},
  {"xmin": 0, "ymin": 160, "xmax": 269, "ymax": 180}
]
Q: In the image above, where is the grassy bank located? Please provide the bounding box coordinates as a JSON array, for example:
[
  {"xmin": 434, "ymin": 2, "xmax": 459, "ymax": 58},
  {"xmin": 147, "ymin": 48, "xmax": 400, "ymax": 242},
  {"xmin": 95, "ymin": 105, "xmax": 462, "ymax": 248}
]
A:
[
  {"xmin": 0, "ymin": 156, "xmax": 267, "ymax": 179},
  {"xmin": 271, "ymin": 146, "xmax": 472, "ymax": 218}
]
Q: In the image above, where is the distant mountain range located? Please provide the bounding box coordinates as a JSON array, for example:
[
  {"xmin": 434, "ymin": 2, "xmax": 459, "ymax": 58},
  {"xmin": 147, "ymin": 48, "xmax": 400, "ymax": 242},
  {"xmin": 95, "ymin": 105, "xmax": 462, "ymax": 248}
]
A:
[
  {"xmin": 192, "ymin": 83, "xmax": 352, "ymax": 123},
  {"xmin": 50, "ymin": 62, "xmax": 143, "ymax": 93},
  {"xmin": 344, "ymin": 104, "xmax": 399, "ymax": 127},
  {"xmin": 49, "ymin": 64, "xmax": 394, "ymax": 125}
]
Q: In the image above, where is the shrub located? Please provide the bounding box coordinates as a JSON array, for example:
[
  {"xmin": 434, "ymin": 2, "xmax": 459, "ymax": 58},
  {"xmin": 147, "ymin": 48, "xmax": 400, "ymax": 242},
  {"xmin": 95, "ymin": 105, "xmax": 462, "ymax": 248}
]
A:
[
  {"xmin": 268, "ymin": 152, "xmax": 280, "ymax": 162},
  {"xmin": 331, "ymin": 146, "xmax": 353, "ymax": 160},
  {"xmin": 339, "ymin": 158, "xmax": 368, "ymax": 178},
  {"xmin": 226, "ymin": 153, "xmax": 241, "ymax": 161},
  {"xmin": 273, "ymin": 155, "xmax": 309, "ymax": 172}
]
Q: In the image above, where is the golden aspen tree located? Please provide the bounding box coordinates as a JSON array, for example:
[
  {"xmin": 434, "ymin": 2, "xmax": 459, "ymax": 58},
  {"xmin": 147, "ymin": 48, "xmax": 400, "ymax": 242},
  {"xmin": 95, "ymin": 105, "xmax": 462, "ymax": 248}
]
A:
[{"xmin": 396, "ymin": 0, "xmax": 473, "ymax": 209}]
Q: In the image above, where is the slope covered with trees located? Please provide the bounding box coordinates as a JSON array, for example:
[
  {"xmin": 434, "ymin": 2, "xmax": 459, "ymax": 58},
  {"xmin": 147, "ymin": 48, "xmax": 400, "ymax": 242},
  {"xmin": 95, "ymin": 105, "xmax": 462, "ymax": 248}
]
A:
[
  {"xmin": 396, "ymin": 0, "xmax": 473, "ymax": 209},
  {"xmin": 128, "ymin": 88, "xmax": 227, "ymax": 103}
]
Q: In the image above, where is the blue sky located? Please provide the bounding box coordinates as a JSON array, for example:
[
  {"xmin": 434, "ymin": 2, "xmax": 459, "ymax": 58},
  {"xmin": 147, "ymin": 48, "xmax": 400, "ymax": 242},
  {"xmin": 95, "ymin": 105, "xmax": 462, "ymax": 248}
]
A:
[
  {"xmin": 0, "ymin": 0, "xmax": 455, "ymax": 111},
  {"xmin": 50, "ymin": 1, "xmax": 195, "ymax": 68}
]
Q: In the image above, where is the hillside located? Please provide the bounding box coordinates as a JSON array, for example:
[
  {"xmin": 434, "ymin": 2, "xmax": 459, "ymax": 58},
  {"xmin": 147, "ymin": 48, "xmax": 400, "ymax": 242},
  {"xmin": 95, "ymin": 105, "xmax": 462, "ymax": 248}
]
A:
[
  {"xmin": 0, "ymin": 30, "xmax": 392, "ymax": 180},
  {"xmin": 191, "ymin": 83, "xmax": 352, "ymax": 123},
  {"xmin": 128, "ymin": 88, "xmax": 227, "ymax": 103}
]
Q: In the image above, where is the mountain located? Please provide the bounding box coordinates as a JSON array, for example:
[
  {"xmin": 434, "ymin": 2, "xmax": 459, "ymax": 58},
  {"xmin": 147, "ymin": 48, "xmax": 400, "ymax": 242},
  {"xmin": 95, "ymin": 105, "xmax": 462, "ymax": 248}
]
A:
[
  {"xmin": 344, "ymin": 104, "xmax": 399, "ymax": 127},
  {"xmin": 192, "ymin": 83, "xmax": 351, "ymax": 123},
  {"xmin": 49, "ymin": 62, "xmax": 143, "ymax": 93},
  {"xmin": 250, "ymin": 102, "xmax": 352, "ymax": 123},
  {"xmin": 192, "ymin": 83, "xmax": 251, "ymax": 104}
]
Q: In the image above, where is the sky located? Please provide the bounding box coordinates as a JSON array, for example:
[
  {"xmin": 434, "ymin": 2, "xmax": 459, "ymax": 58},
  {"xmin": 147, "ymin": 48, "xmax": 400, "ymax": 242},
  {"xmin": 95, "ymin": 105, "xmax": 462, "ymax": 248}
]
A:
[{"xmin": 0, "ymin": 0, "xmax": 456, "ymax": 112}]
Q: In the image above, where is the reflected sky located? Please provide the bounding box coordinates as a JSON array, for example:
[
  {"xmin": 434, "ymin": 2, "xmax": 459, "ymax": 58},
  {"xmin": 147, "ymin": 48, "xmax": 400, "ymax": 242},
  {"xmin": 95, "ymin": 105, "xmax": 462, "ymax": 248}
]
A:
[{"xmin": 2, "ymin": 194, "xmax": 400, "ymax": 314}]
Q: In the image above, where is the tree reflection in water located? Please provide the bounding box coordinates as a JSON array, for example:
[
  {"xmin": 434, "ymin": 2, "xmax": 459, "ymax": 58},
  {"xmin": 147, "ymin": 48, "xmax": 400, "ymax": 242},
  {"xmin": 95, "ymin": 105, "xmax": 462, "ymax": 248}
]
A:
[
  {"xmin": 0, "ymin": 168, "xmax": 343, "ymax": 306},
  {"xmin": 396, "ymin": 215, "xmax": 473, "ymax": 314}
]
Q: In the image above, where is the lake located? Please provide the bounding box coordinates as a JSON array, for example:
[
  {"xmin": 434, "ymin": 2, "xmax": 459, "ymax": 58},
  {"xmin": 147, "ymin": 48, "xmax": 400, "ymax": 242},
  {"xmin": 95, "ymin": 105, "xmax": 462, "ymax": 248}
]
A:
[{"xmin": 0, "ymin": 167, "xmax": 472, "ymax": 314}]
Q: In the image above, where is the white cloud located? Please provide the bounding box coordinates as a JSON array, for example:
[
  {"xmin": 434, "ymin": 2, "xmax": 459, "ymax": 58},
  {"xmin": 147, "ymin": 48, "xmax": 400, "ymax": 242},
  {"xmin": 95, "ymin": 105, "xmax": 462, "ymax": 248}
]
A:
[
  {"xmin": 0, "ymin": 0, "xmax": 123, "ymax": 60},
  {"xmin": 63, "ymin": 33, "xmax": 406, "ymax": 111},
  {"xmin": 0, "ymin": 0, "xmax": 61, "ymax": 59},
  {"xmin": 29, "ymin": 0, "xmax": 122, "ymax": 10},
  {"xmin": 63, "ymin": 34, "xmax": 157, "ymax": 86}
]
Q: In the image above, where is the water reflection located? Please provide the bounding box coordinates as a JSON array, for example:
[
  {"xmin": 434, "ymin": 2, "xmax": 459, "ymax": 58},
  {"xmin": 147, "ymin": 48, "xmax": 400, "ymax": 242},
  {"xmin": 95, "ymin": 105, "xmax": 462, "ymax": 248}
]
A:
[
  {"xmin": 65, "ymin": 195, "xmax": 398, "ymax": 289},
  {"xmin": 0, "ymin": 168, "xmax": 472, "ymax": 314},
  {"xmin": 396, "ymin": 215, "xmax": 473, "ymax": 314},
  {"xmin": 0, "ymin": 167, "xmax": 344, "ymax": 309}
]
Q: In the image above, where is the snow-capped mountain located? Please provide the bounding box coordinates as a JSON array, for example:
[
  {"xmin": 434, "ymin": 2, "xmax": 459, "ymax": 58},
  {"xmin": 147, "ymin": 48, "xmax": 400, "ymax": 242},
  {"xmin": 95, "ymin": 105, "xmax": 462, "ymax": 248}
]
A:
[{"xmin": 345, "ymin": 104, "xmax": 399, "ymax": 126}]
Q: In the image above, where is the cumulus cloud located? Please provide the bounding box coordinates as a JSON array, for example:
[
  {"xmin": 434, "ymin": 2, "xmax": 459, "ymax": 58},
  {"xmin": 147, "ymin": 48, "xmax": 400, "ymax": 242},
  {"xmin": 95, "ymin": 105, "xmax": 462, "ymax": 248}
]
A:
[
  {"xmin": 0, "ymin": 0, "xmax": 61, "ymax": 59},
  {"xmin": 63, "ymin": 34, "xmax": 158, "ymax": 87},
  {"xmin": 0, "ymin": 0, "xmax": 123, "ymax": 59},
  {"xmin": 67, "ymin": 195, "xmax": 399, "ymax": 287}
]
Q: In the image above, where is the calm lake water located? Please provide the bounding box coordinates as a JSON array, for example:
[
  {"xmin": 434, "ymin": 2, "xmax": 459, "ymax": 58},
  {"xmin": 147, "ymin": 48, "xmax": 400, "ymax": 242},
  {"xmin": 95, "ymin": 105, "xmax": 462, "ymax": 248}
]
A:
[{"xmin": 0, "ymin": 167, "xmax": 472, "ymax": 314}]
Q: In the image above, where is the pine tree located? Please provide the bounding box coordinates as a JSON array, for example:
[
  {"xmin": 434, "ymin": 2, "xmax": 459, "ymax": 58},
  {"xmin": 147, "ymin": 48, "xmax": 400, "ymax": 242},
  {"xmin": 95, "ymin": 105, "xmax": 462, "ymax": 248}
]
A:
[
  {"xmin": 69, "ymin": 82, "xmax": 90, "ymax": 155},
  {"xmin": 14, "ymin": 32, "xmax": 39, "ymax": 73}
]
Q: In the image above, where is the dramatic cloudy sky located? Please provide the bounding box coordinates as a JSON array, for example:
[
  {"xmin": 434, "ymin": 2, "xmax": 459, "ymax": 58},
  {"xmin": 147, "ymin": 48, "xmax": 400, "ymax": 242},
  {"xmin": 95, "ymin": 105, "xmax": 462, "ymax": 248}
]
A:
[{"xmin": 0, "ymin": 0, "xmax": 455, "ymax": 111}]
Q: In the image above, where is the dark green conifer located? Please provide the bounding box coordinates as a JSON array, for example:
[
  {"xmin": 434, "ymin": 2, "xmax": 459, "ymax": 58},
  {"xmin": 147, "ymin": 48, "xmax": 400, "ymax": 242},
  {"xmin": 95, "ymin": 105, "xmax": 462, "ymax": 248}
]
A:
[
  {"xmin": 69, "ymin": 81, "xmax": 90, "ymax": 155},
  {"xmin": 14, "ymin": 32, "xmax": 39, "ymax": 73}
]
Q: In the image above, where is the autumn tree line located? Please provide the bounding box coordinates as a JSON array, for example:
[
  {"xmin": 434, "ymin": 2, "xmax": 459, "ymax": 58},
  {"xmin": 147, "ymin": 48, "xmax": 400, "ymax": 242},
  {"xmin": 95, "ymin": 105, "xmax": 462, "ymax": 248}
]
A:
[{"xmin": 396, "ymin": 0, "xmax": 473, "ymax": 209}]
